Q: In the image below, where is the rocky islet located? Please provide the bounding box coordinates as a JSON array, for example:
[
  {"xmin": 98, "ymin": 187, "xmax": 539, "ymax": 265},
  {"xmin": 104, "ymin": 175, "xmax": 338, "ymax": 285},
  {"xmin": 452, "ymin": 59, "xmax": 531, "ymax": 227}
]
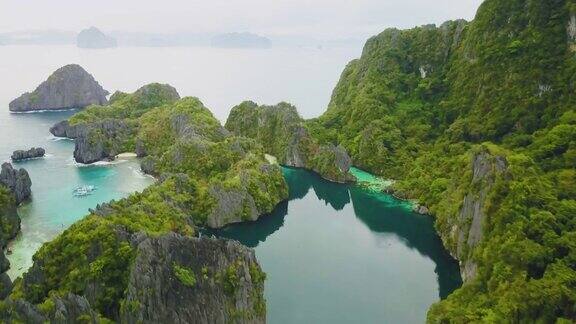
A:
[{"xmin": 9, "ymin": 64, "xmax": 109, "ymax": 112}]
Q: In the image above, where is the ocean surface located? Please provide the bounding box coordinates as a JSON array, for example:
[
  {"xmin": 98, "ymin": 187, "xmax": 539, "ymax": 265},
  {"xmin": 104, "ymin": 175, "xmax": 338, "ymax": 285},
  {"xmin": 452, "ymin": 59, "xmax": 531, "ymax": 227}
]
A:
[{"xmin": 0, "ymin": 45, "xmax": 461, "ymax": 323}]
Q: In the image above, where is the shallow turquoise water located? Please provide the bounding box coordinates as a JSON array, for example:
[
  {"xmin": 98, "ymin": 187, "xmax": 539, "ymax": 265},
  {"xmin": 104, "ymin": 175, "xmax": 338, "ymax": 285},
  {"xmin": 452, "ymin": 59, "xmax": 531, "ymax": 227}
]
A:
[
  {"xmin": 209, "ymin": 168, "xmax": 462, "ymax": 323},
  {"xmin": 0, "ymin": 110, "xmax": 154, "ymax": 278}
]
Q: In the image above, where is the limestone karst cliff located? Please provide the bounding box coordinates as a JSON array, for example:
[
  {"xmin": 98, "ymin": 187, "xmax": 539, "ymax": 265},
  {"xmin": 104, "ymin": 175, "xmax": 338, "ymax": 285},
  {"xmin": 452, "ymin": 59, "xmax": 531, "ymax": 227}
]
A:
[{"xmin": 9, "ymin": 64, "xmax": 109, "ymax": 112}]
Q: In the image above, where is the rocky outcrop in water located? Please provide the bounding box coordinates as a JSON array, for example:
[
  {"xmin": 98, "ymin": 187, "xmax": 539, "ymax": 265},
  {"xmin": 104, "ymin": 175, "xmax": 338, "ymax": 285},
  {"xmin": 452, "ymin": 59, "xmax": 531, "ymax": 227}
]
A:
[
  {"xmin": 225, "ymin": 101, "xmax": 355, "ymax": 183},
  {"xmin": 77, "ymin": 27, "xmax": 117, "ymax": 49},
  {"xmin": 11, "ymin": 148, "xmax": 45, "ymax": 162},
  {"xmin": 49, "ymin": 120, "xmax": 80, "ymax": 138},
  {"xmin": 73, "ymin": 120, "xmax": 132, "ymax": 164},
  {"xmin": 50, "ymin": 83, "xmax": 181, "ymax": 164},
  {"xmin": 0, "ymin": 163, "xmax": 31, "ymax": 205},
  {"xmin": 9, "ymin": 64, "xmax": 109, "ymax": 112},
  {"xmin": 51, "ymin": 117, "xmax": 133, "ymax": 164},
  {"xmin": 121, "ymin": 233, "xmax": 266, "ymax": 324}
]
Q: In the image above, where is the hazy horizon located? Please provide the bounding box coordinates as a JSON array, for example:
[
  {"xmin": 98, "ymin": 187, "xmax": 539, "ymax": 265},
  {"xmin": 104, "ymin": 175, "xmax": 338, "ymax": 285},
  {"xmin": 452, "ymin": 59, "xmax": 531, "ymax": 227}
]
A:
[{"xmin": 1, "ymin": 0, "xmax": 483, "ymax": 40}]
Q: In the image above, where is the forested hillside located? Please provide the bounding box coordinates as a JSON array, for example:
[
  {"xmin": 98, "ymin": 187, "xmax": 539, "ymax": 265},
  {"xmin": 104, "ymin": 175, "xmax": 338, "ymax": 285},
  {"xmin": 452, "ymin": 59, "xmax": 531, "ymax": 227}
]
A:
[{"xmin": 308, "ymin": 0, "xmax": 576, "ymax": 321}]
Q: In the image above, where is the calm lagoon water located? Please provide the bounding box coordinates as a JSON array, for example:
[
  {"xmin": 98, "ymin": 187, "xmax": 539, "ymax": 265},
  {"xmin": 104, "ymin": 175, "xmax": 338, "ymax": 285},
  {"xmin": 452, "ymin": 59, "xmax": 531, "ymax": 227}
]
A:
[
  {"xmin": 210, "ymin": 168, "xmax": 462, "ymax": 323},
  {"xmin": 0, "ymin": 45, "xmax": 461, "ymax": 323}
]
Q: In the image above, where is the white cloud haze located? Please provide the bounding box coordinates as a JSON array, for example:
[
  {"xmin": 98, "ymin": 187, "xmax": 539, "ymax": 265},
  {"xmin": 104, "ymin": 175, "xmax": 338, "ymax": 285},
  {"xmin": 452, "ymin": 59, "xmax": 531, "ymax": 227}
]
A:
[{"xmin": 0, "ymin": 0, "xmax": 484, "ymax": 39}]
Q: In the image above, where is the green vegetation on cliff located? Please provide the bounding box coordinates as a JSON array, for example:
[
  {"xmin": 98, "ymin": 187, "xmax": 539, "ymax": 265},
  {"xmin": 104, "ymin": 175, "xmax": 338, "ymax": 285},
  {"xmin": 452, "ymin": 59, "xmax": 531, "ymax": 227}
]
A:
[
  {"xmin": 226, "ymin": 101, "xmax": 355, "ymax": 183},
  {"xmin": 3, "ymin": 84, "xmax": 282, "ymax": 322},
  {"xmin": 308, "ymin": 0, "xmax": 576, "ymax": 321}
]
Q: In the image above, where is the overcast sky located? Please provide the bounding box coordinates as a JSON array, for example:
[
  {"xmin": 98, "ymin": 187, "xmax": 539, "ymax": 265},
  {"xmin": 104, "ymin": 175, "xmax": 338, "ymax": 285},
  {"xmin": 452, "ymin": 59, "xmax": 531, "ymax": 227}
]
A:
[{"xmin": 0, "ymin": 0, "xmax": 483, "ymax": 39}]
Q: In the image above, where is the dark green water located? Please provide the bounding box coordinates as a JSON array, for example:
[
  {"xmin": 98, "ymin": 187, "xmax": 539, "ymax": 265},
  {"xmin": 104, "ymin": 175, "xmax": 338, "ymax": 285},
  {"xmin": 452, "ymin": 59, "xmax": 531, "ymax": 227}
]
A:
[{"xmin": 209, "ymin": 168, "xmax": 462, "ymax": 323}]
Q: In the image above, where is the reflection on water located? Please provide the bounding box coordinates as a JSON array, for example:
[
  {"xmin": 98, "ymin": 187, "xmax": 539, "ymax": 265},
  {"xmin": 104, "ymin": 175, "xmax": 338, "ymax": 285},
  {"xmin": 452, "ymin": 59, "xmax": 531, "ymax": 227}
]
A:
[{"xmin": 208, "ymin": 167, "xmax": 462, "ymax": 323}]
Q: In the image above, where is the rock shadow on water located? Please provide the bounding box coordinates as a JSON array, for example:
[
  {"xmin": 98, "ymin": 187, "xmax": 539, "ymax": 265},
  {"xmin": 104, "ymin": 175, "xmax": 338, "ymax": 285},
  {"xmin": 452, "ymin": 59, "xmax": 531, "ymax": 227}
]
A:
[
  {"xmin": 348, "ymin": 186, "xmax": 463, "ymax": 299},
  {"xmin": 209, "ymin": 167, "xmax": 462, "ymax": 299},
  {"xmin": 203, "ymin": 200, "xmax": 288, "ymax": 248}
]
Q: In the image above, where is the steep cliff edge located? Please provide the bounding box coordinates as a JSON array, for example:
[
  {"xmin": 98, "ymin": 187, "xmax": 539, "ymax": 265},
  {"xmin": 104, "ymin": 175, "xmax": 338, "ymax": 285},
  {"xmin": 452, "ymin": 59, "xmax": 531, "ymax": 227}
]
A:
[
  {"xmin": 0, "ymin": 163, "xmax": 31, "ymax": 206},
  {"xmin": 122, "ymin": 234, "xmax": 265, "ymax": 323},
  {"xmin": 225, "ymin": 101, "xmax": 354, "ymax": 183},
  {"xmin": 0, "ymin": 163, "xmax": 32, "ymax": 301},
  {"xmin": 9, "ymin": 64, "xmax": 109, "ymax": 112},
  {"xmin": 310, "ymin": 0, "xmax": 576, "ymax": 321}
]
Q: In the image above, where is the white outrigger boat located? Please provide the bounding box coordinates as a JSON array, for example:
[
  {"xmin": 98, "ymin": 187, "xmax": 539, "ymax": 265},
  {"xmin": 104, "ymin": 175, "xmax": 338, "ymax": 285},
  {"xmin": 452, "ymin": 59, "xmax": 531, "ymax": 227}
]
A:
[{"xmin": 73, "ymin": 185, "xmax": 97, "ymax": 197}]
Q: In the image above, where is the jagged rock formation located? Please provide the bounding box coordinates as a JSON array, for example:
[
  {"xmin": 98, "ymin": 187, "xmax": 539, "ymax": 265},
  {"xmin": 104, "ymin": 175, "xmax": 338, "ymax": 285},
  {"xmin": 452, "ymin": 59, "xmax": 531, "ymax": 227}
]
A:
[
  {"xmin": 122, "ymin": 234, "xmax": 265, "ymax": 323},
  {"xmin": 0, "ymin": 163, "xmax": 31, "ymax": 205},
  {"xmin": 9, "ymin": 64, "xmax": 109, "ymax": 112},
  {"xmin": 0, "ymin": 292, "xmax": 102, "ymax": 323},
  {"xmin": 11, "ymin": 148, "xmax": 45, "ymax": 161},
  {"xmin": 0, "ymin": 163, "xmax": 30, "ymax": 302},
  {"xmin": 50, "ymin": 84, "xmax": 287, "ymax": 229},
  {"xmin": 448, "ymin": 150, "xmax": 508, "ymax": 282},
  {"xmin": 225, "ymin": 101, "xmax": 355, "ymax": 183},
  {"xmin": 72, "ymin": 120, "xmax": 131, "ymax": 164},
  {"xmin": 50, "ymin": 83, "xmax": 180, "ymax": 164},
  {"xmin": 5, "ymin": 222, "xmax": 266, "ymax": 323},
  {"xmin": 76, "ymin": 27, "xmax": 117, "ymax": 49}
]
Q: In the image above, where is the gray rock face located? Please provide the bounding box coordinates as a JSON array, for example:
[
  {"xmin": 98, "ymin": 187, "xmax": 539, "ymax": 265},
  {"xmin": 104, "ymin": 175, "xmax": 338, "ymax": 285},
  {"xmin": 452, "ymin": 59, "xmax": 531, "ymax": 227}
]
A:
[
  {"xmin": 0, "ymin": 162, "xmax": 32, "ymax": 205},
  {"xmin": 121, "ymin": 233, "xmax": 266, "ymax": 324},
  {"xmin": 0, "ymin": 299, "xmax": 46, "ymax": 323},
  {"xmin": 49, "ymin": 120, "xmax": 82, "ymax": 138},
  {"xmin": 0, "ymin": 250, "xmax": 12, "ymax": 299},
  {"xmin": 11, "ymin": 148, "xmax": 45, "ymax": 161},
  {"xmin": 9, "ymin": 64, "xmax": 109, "ymax": 112},
  {"xmin": 51, "ymin": 119, "xmax": 131, "ymax": 164},
  {"xmin": 284, "ymin": 125, "xmax": 308, "ymax": 168},
  {"xmin": 331, "ymin": 145, "xmax": 353, "ymax": 173},
  {"xmin": 0, "ymin": 293, "xmax": 98, "ymax": 323},
  {"xmin": 226, "ymin": 101, "xmax": 355, "ymax": 183},
  {"xmin": 454, "ymin": 151, "xmax": 508, "ymax": 282},
  {"xmin": 73, "ymin": 120, "xmax": 131, "ymax": 164},
  {"xmin": 313, "ymin": 144, "xmax": 355, "ymax": 183},
  {"xmin": 207, "ymin": 164, "xmax": 282, "ymax": 228},
  {"xmin": 77, "ymin": 27, "xmax": 117, "ymax": 49}
]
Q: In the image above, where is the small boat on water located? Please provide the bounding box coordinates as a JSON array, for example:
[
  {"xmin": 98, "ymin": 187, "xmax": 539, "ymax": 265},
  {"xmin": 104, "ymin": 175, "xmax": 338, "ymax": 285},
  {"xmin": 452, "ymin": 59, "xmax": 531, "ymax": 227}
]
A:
[{"xmin": 73, "ymin": 185, "xmax": 97, "ymax": 197}]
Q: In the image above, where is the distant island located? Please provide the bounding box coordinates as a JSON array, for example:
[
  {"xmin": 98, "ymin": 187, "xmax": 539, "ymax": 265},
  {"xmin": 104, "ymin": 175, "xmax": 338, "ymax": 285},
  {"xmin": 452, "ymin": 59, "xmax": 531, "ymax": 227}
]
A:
[
  {"xmin": 211, "ymin": 32, "xmax": 272, "ymax": 49},
  {"xmin": 76, "ymin": 27, "xmax": 117, "ymax": 49},
  {"xmin": 9, "ymin": 64, "xmax": 109, "ymax": 112}
]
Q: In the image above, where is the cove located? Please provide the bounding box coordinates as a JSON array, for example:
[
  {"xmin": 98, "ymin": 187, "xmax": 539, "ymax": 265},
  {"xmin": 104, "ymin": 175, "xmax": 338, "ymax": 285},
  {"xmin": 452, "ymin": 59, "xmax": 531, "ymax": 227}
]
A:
[
  {"xmin": 0, "ymin": 110, "xmax": 154, "ymax": 278},
  {"xmin": 208, "ymin": 167, "xmax": 463, "ymax": 323}
]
